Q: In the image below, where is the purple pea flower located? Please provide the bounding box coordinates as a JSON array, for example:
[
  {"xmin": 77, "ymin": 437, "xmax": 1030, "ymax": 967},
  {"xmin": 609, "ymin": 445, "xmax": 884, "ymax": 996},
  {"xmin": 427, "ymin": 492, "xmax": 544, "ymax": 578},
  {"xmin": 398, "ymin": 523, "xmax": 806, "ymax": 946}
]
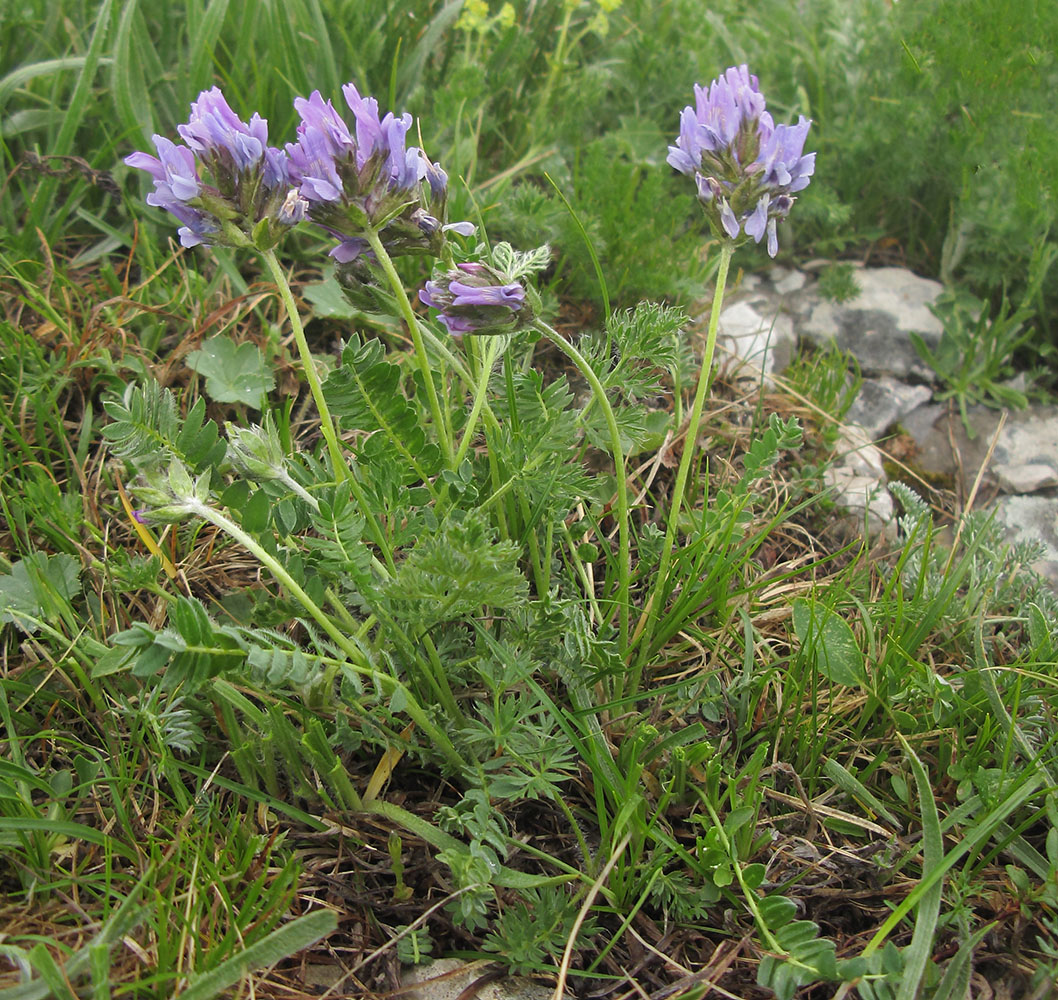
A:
[
  {"xmin": 125, "ymin": 88, "xmax": 305, "ymax": 251},
  {"xmin": 286, "ymin": 84, "xmax": 472, "ymax": 263},
  {"xmin": 419, "ymin": 262, "xmax": 530, "ymax": 337},
  {"xmin": 668, "ymin": 65, "xmax": 815, "ymax": 256}
]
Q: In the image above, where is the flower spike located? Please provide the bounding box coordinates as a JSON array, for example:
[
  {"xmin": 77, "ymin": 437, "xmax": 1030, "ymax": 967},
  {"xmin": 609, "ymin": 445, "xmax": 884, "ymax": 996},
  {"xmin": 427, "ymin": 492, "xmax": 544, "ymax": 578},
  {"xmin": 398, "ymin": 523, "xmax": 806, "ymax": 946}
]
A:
[
  {"xmin": 125, "ymin": 88, "xmax": 303, "ymax": 251},
  {"xmin": 286, "ymin": 84, "xmax": 472, "ymax": 263},
  {"xmin": 668, "ymin": 65, "xmax": 815, "ymax": 256}
]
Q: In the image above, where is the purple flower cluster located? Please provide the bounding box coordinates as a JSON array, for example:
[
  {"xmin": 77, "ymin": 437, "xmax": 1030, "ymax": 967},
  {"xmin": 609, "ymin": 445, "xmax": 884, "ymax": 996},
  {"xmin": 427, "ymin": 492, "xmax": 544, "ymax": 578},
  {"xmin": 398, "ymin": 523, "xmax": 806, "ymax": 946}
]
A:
[
  {"xmin": 125, "ymin": 84, "xmax": 470, "ymax": 260},
  {"xmin": 667, "ymin": 65, "xmax": 815, "ymax": 257},
  {"xmin": 125, "ymin": 88, "xmax": 304, "ymax": 250},
  {"xmin": 419, "ymin": 262, "xmax": 530, "ymax": 337},
  {"xmin": 285, "ymin": 84, "xmax": 472, "ymax": 264}
]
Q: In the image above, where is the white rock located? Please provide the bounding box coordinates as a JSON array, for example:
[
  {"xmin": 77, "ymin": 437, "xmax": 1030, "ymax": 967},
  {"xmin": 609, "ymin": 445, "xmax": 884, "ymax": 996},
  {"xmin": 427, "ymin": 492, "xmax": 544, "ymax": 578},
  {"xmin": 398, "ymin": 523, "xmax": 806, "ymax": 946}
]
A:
[
  {"xmin": 717, "ymin": 300, "xmax": 795, "ymax": 377},
  {"xmin": 823, "ymin": 468, "xmax": 894, "ymax": 534},
  {"xmin": 997, "ymin": 463, "xmax": 1058, "ymax": 494},
  {"xmin": 846, "ymin": 377, "xmax": 934, "ymax": 441},
  {"xmin": 401, "ymin": 959, "xmax": 571, "ymax": 1000},
  {"xmin": 798, "ymin": 267, "xmax": 944, "ymax": 379},
  {"xmin": 834, "ymin": 425, "xmax": 886, "ymax": 478},
  {"xmin": 771, "ymin": 266, "xmax": 807, "ymax": 294},
  {"xmin": 993, "ymin": 408, "xmax": 1058, "ymax": 494},
  {"xmin": 989, "ymin": 495, "xmax": 1058, "ymax": 590}
]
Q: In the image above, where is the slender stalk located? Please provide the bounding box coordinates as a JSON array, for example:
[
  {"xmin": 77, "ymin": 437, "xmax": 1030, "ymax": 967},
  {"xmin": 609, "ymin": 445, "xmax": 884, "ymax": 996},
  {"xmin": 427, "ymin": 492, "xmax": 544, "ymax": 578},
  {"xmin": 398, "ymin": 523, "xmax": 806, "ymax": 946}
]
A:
[
  {"xmin": 455, "ymin": 336, "xmax": 502, "ymax": 467},
  {"xmin": 260, "ymin": 248, "xmax": 396, "ymax": 573},
  {"xmin": 260, "ymin": 249, "xmax": 347, "ymax": 481},
  {"xmin": 192, "ymin": 500, "xmax": 464, "ymax": 771},
  {"xmin": 364, "ymin": 229, "xmax": 455, "ymax": 467},
  {"xmin": 632, "ymin": 242, "xmax": 734, "ymax": 681},
  {"xmin": 693, "ymin": 789, "xmax": 803, "ymax": 965},
  {"xmin": 534, "ymin": 3, "xmax": 575, "ymax": 138},
  {"xmin": 534, "ymin": 319, "xmax": 630, "ymax": 654}
]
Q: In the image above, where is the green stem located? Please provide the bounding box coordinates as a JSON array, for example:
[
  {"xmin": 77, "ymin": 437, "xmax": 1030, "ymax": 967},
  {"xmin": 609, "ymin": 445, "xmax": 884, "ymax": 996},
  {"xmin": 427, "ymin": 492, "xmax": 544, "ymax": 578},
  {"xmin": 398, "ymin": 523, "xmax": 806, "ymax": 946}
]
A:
[
  {"xmin": 560, "ymin": 521, "xmax": 604, "ymax": 624},
  {"xmin": 261, "ymin": 249, "xmax": 396, "ymax": 572},
  {"xmin": 364, "ymin": 229, "xmax": 455, "ymax": 467},
  {"xmin": 535, "ymin": 4, "xmax": 575, "ymax": 137},
  {"xmin": 455, "ymin": 336, "xmax": 502, "ymax": 467},
  {"xmin": 260, "ymin": 249, "xmax": 348, "ymax": 481},
  {"xmin": 534, "ymin": 319, "xmax": 630, "ymax": 655},
  {"xmin": 632, "ymin": 242, "xmax": 733, "ymax": 680},
  {"xmin": 193, "ymin": 501, "xmax": 463, "ymax": 771},
  {"xmin": 694, "ymin": 789, "xmax": 795, "ymax": 962}
]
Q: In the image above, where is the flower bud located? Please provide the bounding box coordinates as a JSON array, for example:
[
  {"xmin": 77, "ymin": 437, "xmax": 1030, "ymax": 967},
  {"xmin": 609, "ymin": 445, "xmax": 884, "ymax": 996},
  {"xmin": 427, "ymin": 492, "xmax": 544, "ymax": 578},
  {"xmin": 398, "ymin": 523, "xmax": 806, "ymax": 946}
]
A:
[{"xmin": 419, "ymin": 262, "xmax": 532, "ymax": 337}]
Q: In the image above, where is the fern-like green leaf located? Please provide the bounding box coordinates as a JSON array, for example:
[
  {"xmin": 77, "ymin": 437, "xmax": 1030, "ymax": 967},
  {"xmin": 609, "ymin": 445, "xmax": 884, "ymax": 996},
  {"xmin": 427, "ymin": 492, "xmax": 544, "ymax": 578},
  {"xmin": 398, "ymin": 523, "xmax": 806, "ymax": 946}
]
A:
[
  {"xmin": 102, "ymin": 380, "xmax": 226, "ymax": 471},
  {"xmin": 382, "ymin": 514, "xmax": 528, "ymax": 629},
  {"xmin": 301, "ymin": 484, "xmax": 375, "ymax": 593},
  {"xmin": 322, "ymin": 336, "xmax": 442, "ymax": 483}
]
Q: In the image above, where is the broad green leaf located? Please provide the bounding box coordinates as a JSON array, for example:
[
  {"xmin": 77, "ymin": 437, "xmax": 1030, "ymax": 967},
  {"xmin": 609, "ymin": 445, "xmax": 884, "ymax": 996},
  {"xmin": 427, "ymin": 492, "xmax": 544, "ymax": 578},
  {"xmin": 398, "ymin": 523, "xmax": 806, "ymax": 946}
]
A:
[
  {"xmin": 301, "ymin": 275, "xmax": 359, "ymax": 319},
  {"xmin": 186, "ymin": 335, "xmax": 274, "ymax": 408},
  {"xmin": 792, "ymin": 599, "xmax": 865, "ymax": 687},
  {"xmin": 0, "ymin": 553, "xmax": 79, "ymax": 631}
]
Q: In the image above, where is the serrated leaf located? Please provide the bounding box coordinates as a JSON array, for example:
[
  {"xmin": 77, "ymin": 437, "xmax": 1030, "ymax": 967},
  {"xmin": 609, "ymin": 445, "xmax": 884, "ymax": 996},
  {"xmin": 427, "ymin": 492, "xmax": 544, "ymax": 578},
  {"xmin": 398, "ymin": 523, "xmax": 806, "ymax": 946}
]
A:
[
  {"xmin": 792, "ymin": 599, "xmax": 866, "ymax": 687},
  {"xmin": 186, "ymin": 335, "xmax": 274, "ymax": 408}
]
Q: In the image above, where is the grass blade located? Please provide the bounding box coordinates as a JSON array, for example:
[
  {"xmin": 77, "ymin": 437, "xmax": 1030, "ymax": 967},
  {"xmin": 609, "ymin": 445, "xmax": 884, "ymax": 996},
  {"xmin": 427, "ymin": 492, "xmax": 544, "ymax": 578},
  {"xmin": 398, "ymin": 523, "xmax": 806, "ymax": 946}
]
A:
[
  {"xmin": 187, "ymin": 0, "xmax": 230, "ymax": 96},
  {"xmin": 177, "ymin": 909, "xmax": 337, "ymax": 1000},
  {"xmin": 895, "ymin": 736, "xmax": 943, "ymax": 1000}
]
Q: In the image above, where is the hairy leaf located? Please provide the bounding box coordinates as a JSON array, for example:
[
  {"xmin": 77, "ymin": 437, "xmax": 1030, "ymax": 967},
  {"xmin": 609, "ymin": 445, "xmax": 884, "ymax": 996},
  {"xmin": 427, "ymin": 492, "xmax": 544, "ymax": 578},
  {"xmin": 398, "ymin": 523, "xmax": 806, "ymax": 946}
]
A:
[
  {"xmin": 382, "ymin": 514, "xmax": 528, "ymax": 629},
  {"xmin": 323, "ymin": 335, "xmax": 442, "ymax": 482},
  {"xmin": 102, "ymin": 380, "xmax": 226, "ymax": 471}
]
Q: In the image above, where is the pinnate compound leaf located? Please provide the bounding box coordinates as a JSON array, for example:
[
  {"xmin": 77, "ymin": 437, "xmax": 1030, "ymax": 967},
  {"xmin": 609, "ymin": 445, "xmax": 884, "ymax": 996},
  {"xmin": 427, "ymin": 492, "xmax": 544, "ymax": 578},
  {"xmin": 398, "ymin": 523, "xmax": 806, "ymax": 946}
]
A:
[
  {"xmin": 185, "ymin": 334, "xmax": 274, "ymax": 408},
  {"xmin": 103, "ymin": 380, "xmax": 226, "ymax": 471},
  {"xmin": 323, "ymin": 336, "xmax": 441, "ymax": 480},
  {"xmin": 302, "ymin": 484, "xmax": 375, "ymax": 592},
  {"xmin": 382, "ymin": 515, "xmax": 528, "ymax": 629}
]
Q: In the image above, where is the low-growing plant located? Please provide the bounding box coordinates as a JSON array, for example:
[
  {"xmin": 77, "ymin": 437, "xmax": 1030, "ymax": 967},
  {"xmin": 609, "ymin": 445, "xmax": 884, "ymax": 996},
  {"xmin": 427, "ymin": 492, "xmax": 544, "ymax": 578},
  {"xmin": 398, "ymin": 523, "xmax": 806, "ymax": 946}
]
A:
[
  {"xmin": 911, "ymin": 240, "xmax": 1057, "ymax": 435},
  {"xmin": 5, "ymin": 5, "xmax": 1058, "ymax": 994}
]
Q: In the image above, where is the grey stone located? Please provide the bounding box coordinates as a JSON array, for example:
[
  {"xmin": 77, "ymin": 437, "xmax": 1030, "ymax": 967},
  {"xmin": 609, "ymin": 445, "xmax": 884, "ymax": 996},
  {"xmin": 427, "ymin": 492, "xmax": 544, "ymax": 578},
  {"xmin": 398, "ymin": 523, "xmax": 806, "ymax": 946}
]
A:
[
  {"xmin": 898, "ymin": 403, "xmax": 1004, "ymax": 489},
  {"xmin": 847, "ymin": 377, "xmax": 933, "ymax": 441},
  {"xmin": 991, "ymin": 407, "xmax": 1058, "ymax": 494},
  {"xmin": 717, "ymin": 299, "xmax": 795, "ymax": 377},
  {"xmin": 401, "ymin": 959, "xmax": 571, "ymax": 1000},
  {"xmin": 823, "ymin": 425, "xmax": 894, "ymax": 536},
  {"xmin": 900, "ymin": 404, "xmax": 1058, "ymax": 496},
  {"xmin": 771, "ymin": 266, "xmax": 807, "ymax": 294},
  {"xmin": 799, "ymin": 268, "xmax": 944, "ymax": 380},
  {"xmin": 823, "ymin": 468, "xmax": 894, "ymax": 534},
  {"xmin": 989, "ymin": 494, "xmax": 1058, "ymax": 589}
]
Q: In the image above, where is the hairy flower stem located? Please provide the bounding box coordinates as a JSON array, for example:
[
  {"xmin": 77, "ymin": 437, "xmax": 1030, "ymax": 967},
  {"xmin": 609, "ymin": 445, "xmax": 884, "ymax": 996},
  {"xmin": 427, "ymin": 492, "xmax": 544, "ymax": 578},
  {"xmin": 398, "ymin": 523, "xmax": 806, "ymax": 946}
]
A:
[
  {"xmin": 455, "ymin": 336, "xmax": 503, "ymax": 468},
  {"xmin": 364, "ymin": 229, "xmax": 455, "ymax": 468},
  {"xmin": 535, "ymin": 320, "xmax": 630, "ymax": 653},
  {"xmin": 261, "ymin": 249, "xmax": 347, "ymax": 478},
  {"xmin": 193, "ymin": 500, "xmax": 464, "ymax": 771},
  {"xmin": 260, "ymin": 249, "xmax": 396, "ymax": 573},
  {"xmin": 632, "ymin": 242, "xmax": 734, "ymax": 681}
]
